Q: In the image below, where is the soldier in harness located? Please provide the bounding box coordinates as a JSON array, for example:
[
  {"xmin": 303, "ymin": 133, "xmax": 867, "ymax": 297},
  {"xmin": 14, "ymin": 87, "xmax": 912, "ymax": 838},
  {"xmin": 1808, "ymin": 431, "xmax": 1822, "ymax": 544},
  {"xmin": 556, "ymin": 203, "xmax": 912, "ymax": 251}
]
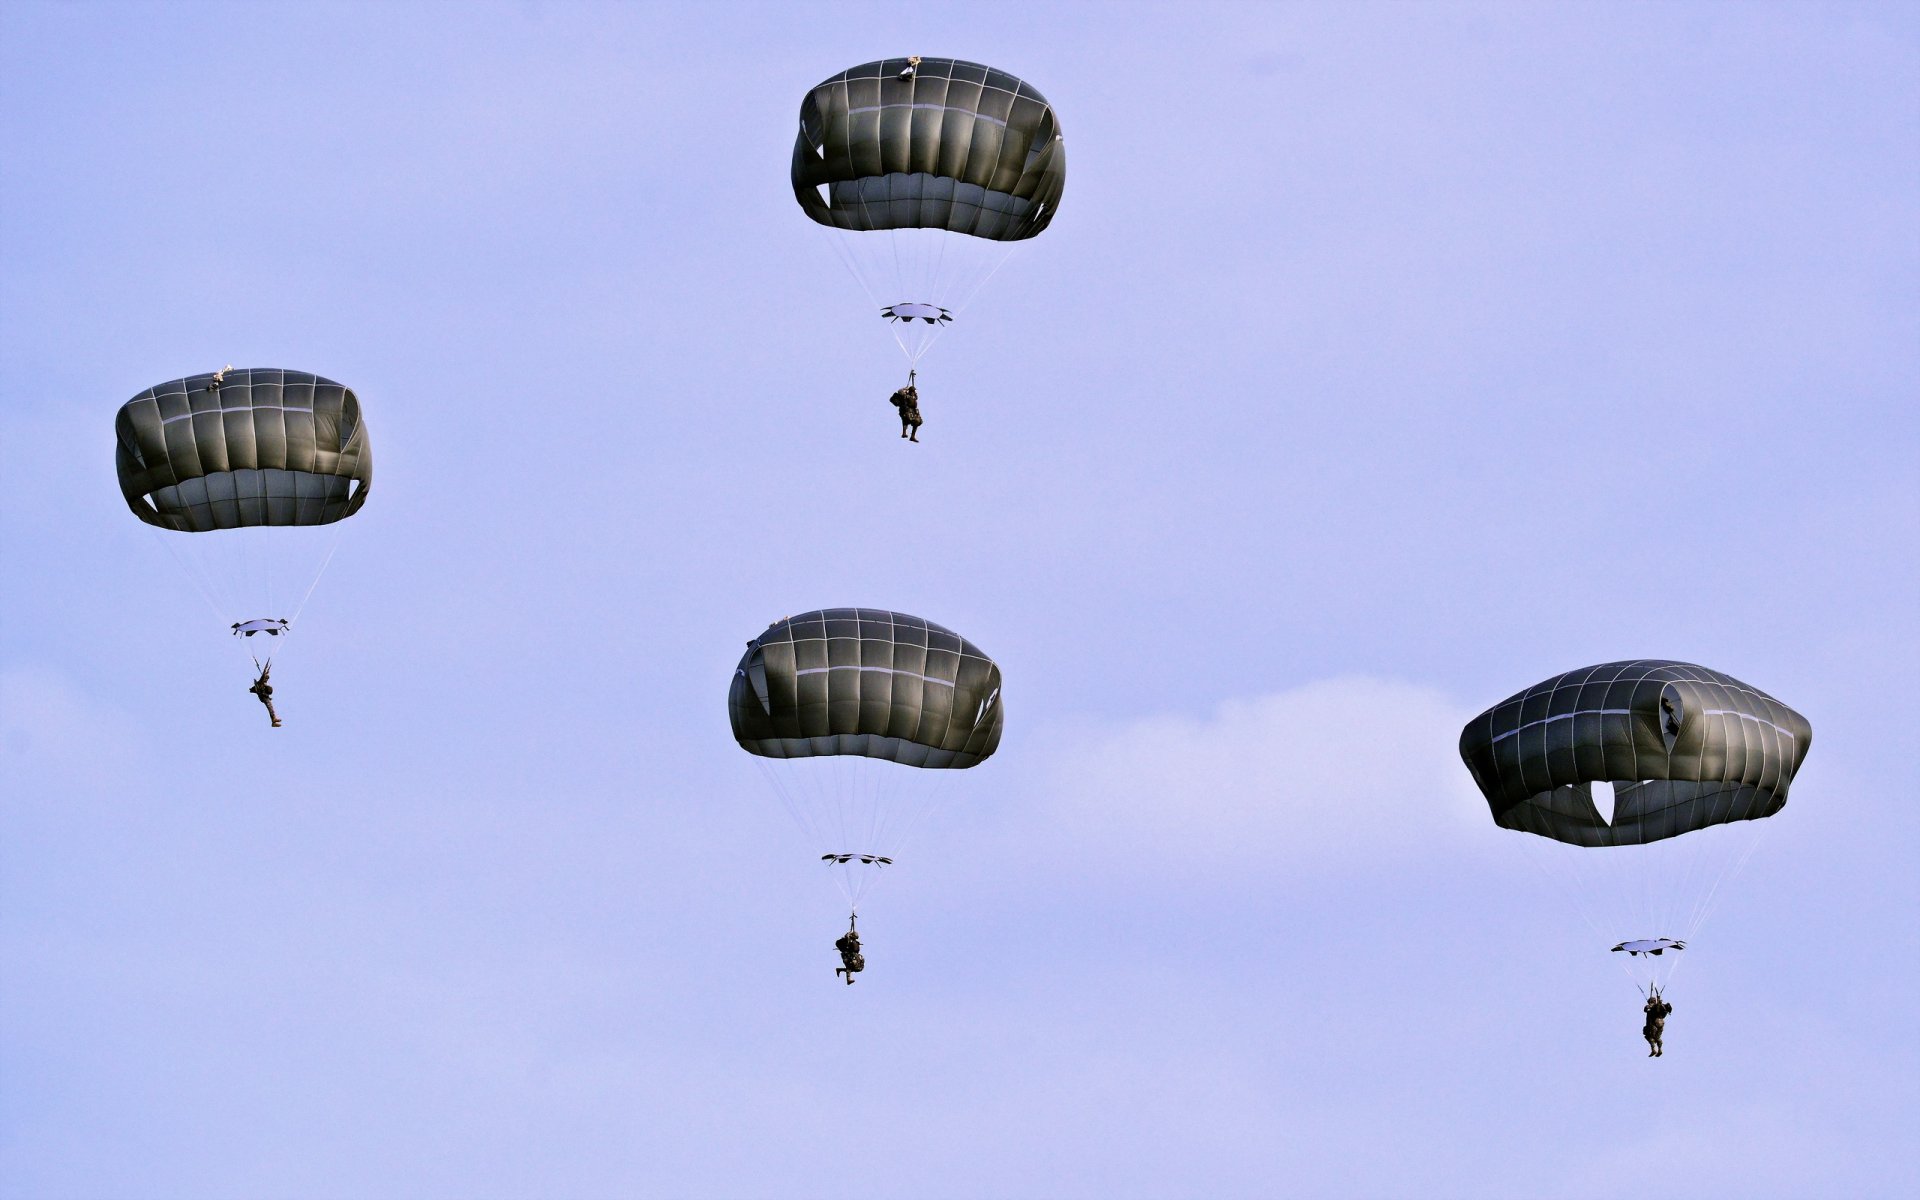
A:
[
  {"xmin": 248, "ymin": 662, "xmax": 282, "ymax": 729},
  {"xmin": 834, "ymin": 916, "xmax": 865, "ymax": 985},
  {"xmin": 1642, "ymin": 987, "xmax": 1672, "ymax": 1057},
  {"xmin": 889, "ymin": 371, "xmax": 922, "ymax": 443}
]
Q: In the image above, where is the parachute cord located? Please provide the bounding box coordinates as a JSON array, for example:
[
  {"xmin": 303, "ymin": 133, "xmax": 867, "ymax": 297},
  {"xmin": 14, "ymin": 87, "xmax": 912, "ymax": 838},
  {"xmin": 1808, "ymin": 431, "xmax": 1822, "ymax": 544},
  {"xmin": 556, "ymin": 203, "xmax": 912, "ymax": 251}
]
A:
[
  {"xmin": 289, "ymin": 523, "xmax": 348, "ymax": 625},
  {"xmin": 948, "ymin": 241, "xmax": 1020, "ymax": 322},
  {"xmin": 1519, "ymin": 836, "xmax": 1643, "ymax": 991},
  {"xmin": 756, "ymin": 756, "xmax": 865, "ymax": 910},
  {"xmin": 925, "ymin": 218, "xmax": 950, "ymax": 315},
  {"xmin": 238, "ymin": 518, "xmax": 262, "ymax": 621},
  {"xmin": 816, "ymin": 219, "xmax": 1015, "ymax": 369},
  {"xmin": 753, "ymin": 755, "xmax": 944, "ymax": 913},
  {"xmin": 755, "ymin": 757, "xmax": 823, "ymax": 858},
  {"xmin": 818, "ymin": 226, "xmax": 924, "ymax": 367},
  {"xmin": 1683, "ymin": 820, "xmax": 1770, "ymax": 945},
  {"xmin": 823, "ymin": 225, "xmax": 887, "ymax": 313},
  {"xmin": 887, "ymin": 226, "xmax": 906, "ymax": 317},
  {"xmin": 153, "ymin": 528, "xmax": 233, "ymax": 628}
]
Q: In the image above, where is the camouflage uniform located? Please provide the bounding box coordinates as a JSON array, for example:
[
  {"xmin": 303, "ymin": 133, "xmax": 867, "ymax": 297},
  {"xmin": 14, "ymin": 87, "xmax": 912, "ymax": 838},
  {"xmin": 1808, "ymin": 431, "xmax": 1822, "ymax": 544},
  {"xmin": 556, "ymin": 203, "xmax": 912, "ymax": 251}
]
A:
[
  {"xmin": 889, "ymin": 386, "xmax": 922, "ymax": 441},
  {"xmin": 834, "ymin": 930, "xmax": 865, "ymax": 983},
  {"xmin": 1642, "ymin": 994, "xmax": 1672, "ymax": 1056},
  {"xmin": 248, "ymin": 667, "xmax": 282, "ymax": 728}
]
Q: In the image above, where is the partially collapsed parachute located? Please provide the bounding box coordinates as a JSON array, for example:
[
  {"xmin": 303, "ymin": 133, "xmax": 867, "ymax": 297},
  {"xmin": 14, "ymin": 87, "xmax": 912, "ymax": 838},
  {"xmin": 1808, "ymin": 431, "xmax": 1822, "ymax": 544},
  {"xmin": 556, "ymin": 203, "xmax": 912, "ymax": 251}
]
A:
[
  {"xmin": 732, "ymin": 608, "xmax": 1002, "ymax": 910},
  {"xmin": 115, "ymin": 368, "xmax": 372, "ymax": 683},
  {"xmin": 116, "ymin": 369, "xmax": 371, "ymax": 532},
  {"xmin": 1460, "ymin": 660, "xmax": 1811, "ymax": 847},
  {"xmin": 792, "ymin": 57, "xmax": 1065, "ymax": 366},
  {"xmin": 1461, "ymin": 660, "xmax": 1811, "ymax": 994}
]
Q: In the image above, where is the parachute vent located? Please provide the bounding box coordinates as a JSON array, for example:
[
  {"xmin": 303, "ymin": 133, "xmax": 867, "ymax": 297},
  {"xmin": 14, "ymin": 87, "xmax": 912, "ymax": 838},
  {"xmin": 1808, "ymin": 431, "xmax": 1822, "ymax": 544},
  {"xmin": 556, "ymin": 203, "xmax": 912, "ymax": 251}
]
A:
[
  {"xmin": 975, "ymin": 686, "xmax": 999, "ymax": 727},
  {"xmin": 1591, "ymin": 780, "xmax": 1617, "ymax": 826}
]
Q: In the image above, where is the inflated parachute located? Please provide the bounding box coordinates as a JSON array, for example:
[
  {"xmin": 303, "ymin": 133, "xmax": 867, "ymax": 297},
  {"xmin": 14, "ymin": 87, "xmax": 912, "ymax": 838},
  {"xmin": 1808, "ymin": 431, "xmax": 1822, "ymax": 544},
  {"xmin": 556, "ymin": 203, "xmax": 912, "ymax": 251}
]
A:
[
  {"xmin": 117, "ymin": 369, "xmax": 371, "ymax": 532},
  {"xmin": 115, "ymin": 368, "xmax": 371, "ymax": 699},
  {"xmin": 1460, "ymin": 660, "xmax": 1810, "ymax": 993},
  {"xmin": 731, "ymin": 608, "xmax": 1002, "ymax": 911},
  {"xmin": 792, "ymin": 56, "xmax": 1065, "ymax": 367}
]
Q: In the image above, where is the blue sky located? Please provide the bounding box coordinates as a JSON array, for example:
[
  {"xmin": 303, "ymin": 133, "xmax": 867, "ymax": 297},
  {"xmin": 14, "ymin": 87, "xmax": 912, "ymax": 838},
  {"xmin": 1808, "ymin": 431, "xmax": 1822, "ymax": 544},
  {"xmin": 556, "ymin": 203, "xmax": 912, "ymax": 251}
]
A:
[{"xmin": 2, "ymin": 3, "xmax": 1916, "ymax": 1197}]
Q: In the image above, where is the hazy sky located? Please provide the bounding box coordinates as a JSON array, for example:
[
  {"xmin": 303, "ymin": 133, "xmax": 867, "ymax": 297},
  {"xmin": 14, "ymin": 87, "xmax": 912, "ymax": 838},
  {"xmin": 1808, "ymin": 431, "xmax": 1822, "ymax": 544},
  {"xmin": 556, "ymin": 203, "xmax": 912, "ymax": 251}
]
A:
[{"xmin": 3, "ymin": 3, "xmax": 1916, "ymax": 1198}]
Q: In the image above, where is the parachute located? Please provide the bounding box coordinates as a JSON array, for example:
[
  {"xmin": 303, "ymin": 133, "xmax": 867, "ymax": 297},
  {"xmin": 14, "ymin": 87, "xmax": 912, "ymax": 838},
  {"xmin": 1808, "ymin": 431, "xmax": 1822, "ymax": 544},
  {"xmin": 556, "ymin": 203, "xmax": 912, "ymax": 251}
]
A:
[
  {"xmin": 731, "ymin": 607, "xmax": 1003, "ymax": 912},
  {"xmin": 792, "ymin": 56, "xmax": 1065, "ymax": 368},
  {"xmin": 115, "ymin": 368, "xmax": 371, "ymax": 684},
  {"xmin": 1460, "ymin": 660, "xmax": 1810, "ymax": 994}
]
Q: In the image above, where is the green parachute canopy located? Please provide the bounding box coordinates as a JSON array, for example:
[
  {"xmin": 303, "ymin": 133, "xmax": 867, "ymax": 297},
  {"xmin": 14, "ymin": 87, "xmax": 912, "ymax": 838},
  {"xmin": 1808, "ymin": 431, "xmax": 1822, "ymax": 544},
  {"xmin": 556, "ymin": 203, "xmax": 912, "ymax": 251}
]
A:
[
  {"xmin": 731, "ymin": 608, "xmax": 1003, "ymax": 768},
  {"xmin": 116, "ymin": 368, "xmax": 371, "ymax": 533},
  {"xmin": 791, "ymin": 57, "xmax": 1065, "ymax": 241},
  {"xmin": 1459, "ymin": 660, "xmax": 1811, "ymax": 848}
]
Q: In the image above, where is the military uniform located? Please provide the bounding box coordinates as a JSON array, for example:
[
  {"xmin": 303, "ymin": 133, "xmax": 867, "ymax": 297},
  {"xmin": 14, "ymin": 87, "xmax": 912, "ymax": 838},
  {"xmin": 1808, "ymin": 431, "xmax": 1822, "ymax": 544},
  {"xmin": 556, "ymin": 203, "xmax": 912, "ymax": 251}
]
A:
[
  {"xmin": 889, "ymin": 386, "xmax": 922, "ymax": 441},
  {"xmin": 835, "ymin": 930, "xmax": 865, "ymax": 983},
  {"xmin": 249, "ymin": 668, "xmax": 282, "ymax": 728},
  {"xmin": 1642, "ymin": 995, "xmax": 1672, "ymax": 1056}
]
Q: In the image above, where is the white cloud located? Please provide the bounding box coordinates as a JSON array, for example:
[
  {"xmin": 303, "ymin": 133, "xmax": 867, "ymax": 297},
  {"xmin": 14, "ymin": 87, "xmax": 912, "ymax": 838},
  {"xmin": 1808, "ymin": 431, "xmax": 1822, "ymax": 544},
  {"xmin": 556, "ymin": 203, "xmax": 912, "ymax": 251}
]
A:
[{"xmin": 1026, "ymin": 676, "xmax": 1488, "ymax": 881}]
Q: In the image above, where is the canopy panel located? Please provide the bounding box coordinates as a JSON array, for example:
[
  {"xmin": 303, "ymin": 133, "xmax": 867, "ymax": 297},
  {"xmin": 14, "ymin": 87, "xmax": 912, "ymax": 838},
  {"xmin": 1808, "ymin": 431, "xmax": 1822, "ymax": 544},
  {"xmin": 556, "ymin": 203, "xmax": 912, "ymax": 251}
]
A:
[
  {"xmin": 792, "ymin": 57, "xmax": 1065, "ymax": 241},
  {"xmin": 1459, "ymin": 660, "xmax": 1811, "ymax": 847},
  {"xmin": 115, "ymin": 368, "xmax": 372, "ymax": 532},
  {"xmin": 730, "ymin": 607, "xmax": 1003, "ymax": 768}
]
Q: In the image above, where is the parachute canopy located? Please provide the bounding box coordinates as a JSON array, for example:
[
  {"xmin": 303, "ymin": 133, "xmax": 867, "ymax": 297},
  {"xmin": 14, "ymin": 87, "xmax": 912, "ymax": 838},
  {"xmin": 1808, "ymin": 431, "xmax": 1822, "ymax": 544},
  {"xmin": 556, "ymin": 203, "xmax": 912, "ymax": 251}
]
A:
[
  {"xmin": 730, "ymin": 608, "xmax": 1003, "ymax": 769},
  {"xmin": 1459, "ymin": 660, "xmax": 1811, "ymax": 848},
  {"xmin": 116, "ymin": 369, "xmax": 372, "ymax": 533},
  {"xmin": 791, "ymin": 57, "xmax": 1065, "ymax": 242}
]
